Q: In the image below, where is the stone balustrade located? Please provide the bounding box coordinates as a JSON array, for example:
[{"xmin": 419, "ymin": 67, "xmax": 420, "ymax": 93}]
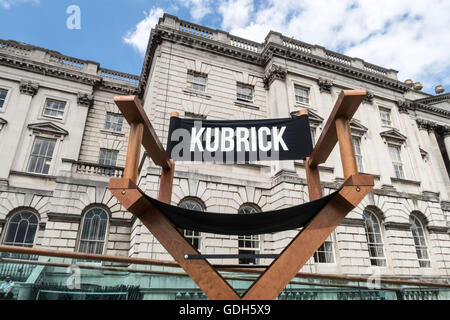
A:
[{"xmin": 158, "ymin": 14, "xmax": 399, "ymax": 80}]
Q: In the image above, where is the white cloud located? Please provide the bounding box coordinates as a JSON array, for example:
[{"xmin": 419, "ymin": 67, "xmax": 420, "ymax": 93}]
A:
[
  {"xmin": 178, "ymin": 0, "xmax": 212, "ymax": 21},
  {"xmin": 0, "ymin": 0, "xmax": 39, "ymax": 9},
  {"xmin": 123, "ymin": 8, "xmax": 164, "ymax": 55},
  {"xmin": 223, "ymin": 0, "xmax": 450, "ymax": 92},
  {"xmin": 219, "ymin": 0, "xmax": 253, "ymax": 30}
]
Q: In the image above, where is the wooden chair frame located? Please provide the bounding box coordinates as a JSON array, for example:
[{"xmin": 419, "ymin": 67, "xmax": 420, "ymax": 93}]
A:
[{"xmin": 109, "ymin": 90, "xmax": 374, "ymax": 300}]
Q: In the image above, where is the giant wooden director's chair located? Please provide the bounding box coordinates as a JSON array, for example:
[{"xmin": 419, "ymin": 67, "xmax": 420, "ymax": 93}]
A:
[{"xmin": 109, "ymin": 90, "xmax": 374, "ymax": 300}]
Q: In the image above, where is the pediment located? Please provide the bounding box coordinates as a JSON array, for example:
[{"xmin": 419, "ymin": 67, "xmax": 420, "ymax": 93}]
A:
[
  {"xmin": 380, "ymin": 128, "xmax": 407, "ymax": 143},
  {"xmin": 350, "ymin": 119, "xmax": 368, "ymax": 135},
  {"xmin": 28, "ymin": 122, "xmax": 68, "ymax": 136},
  {"xmin": 291, "ymin": 108, "xmax": 324, "ymax": 126}
]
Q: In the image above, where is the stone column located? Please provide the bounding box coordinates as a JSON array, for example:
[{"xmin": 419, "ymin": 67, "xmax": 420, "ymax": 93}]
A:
[
  {"xmin": 264, "ymin": 63, "xmax": 295, "ymax": 175},
  {"xmin": 0, "ymin": 80, "xmax": 38, "ymax": 180},
  {"xmin": 442, "ymin": 127, "xmax": 450, "ymax": 162}
]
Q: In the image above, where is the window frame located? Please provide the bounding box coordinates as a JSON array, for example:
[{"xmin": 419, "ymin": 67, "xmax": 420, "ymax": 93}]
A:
[
  {"xmin": 388, "ymin": 143, "xmax": 405, "ymax": 179},
  {"xmin": 77, "ymin": 206, "xmax": 110, "ymax": 255},
  {"xmin": 186, "ymin": 70, "xmax": 207, "ymax": 93},
  {"xmin": 363, "ymin": 209, "xmax": 387, "ymax": 267},
  {"xmin": 99, "ymin": 148, "xmax": 119, "ymax": 167},
  {"xmin": 294, "ymin": 85, "xmax": 310, "ymax": 105},
  {"xmin": 352, "ymin": 136, "xmax": 364, "ymax": 173},
  {"xmin": 27, "ymin": 136, "xmax": 57, "ymax": 175},
  {"xmin": 238, "ymin": 203, "xmax": 261, "ymax": 265},
  {"xmin": 2, "ymin": 210, "xmax": 39, "ymax": 248},
  {"xmin": 409, "ymin": 215, "xmax": 431, "ymax": 268},
  {"xmin": 178, "ymin": 198, "xmax": 205, "ymax": 251},
  {"xmin": 0, "ymin": 88, "xmax": 8, "ymax": 110},
  {"xmin": 104, "ymin": 112, "xmax": 124, "ymax": 133},
  {"xmin": 379, "ymin": 107, "xmax": 392, "ymax": 126},
  {"xmin": 236, "ymin": 83, "xmax": 254, "ymax": 103},
  {"xmin": 42, "ymin": 98, "xmax": 67, "ymax": 120}
]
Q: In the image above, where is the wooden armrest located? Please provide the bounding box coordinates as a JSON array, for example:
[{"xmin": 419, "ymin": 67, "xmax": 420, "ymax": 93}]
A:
[
  {"xmin": 309, "ymin": 90, "xmax": 366, "ymax": 168},
  {"xmin": 114, "ymin": 95, "xmax": 171, "ymax": 170}
]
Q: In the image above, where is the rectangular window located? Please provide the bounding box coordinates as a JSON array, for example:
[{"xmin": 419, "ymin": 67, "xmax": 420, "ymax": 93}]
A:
[
  {"xmin": 43, "ymin": 99, "xmax": 66, "ymax": 119},
  {"xmin": 105, "ymin": 113, "xmax": 124, "ymax": 132},
  {"xmin": 237, "ymin": 83, "xmax": 254, "ymax": 102},
  {"xmin": 184, "ymin": 230, "xmax": 202, "ymax": 250},
  {"xmin": 388, "ymin": 144, "xmax": 405, "ymax": 179},
  {"xmin": 295, "ymin": 86, "xmax": 310, "ymax": 104},
  {"xmin": 99, "ymin": 149, "xmax": 118, "ymax": 167},
  {"xmin": 352, "ymin": 136, "xmax": 364, "ymax": 173},
  {"xmin": 238, "ymin": 235, "xmax": 260, "ymax": 265},
  {"xmin": 0, "ymin": 89, "xmax": 7, "ymax": 109},
  {"xmin": 187, "ymin": 71, "xmax": 207, "ymax": 92},
  {"xmin": 313, "ymin": 236, "xmax": 334, "ymax": 263},
  {"xmin": 379, "ymin": 107, "xmax": 392, "ymax": 126},
  {"xmin": 27, "ymin": 137, "xmax": 56, "ymax": 175}
]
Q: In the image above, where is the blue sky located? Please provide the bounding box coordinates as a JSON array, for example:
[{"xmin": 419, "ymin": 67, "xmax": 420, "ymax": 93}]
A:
[{"xmin": 1, "ymin": 0, "xmax": 449, "ymax": 95}]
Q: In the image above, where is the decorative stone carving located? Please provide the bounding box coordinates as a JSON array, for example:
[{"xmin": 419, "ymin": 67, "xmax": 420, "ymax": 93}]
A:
[
  {"xmin": 363, "ymin": 91, "xmax": 374, "ymax": 103},
  {"xmin": 396, "ymin": 100, "xmax": 411, "ymax": 114},
  {"xmin": 77, "ymin": 93, "xmax": 94, "ymax": 107},
  {"xmin": 263, "ymin": 64, "xmax": 287, "ymax": 89},
  {"xmin": 317, "ymin": 77, "xmax": 333, "ymax": 93},
  {"xmin": 19, "ymin": 80, "xmax": 39, "ymax": 96},
  {"xmin": 416, "ymin": 119, "xmax": 437, "ymax": 132}
]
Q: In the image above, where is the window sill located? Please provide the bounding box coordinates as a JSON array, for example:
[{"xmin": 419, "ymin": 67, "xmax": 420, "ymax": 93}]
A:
[
  {"xmin": 391, "ymin": 177, "xmax": 421, "ymax": 186},
  {"xmin": 100, "ymin": 129, "xmax": 125, "ymax": 137},
  {"xmin": 234, "ymin": 100, "xmax": 259, "ymax": 110},
  {"xmin": 9, "ymin": 170, "xmax": 57, "ymax": 180},
  {"xmin": 182, "ymin": 88, "xmax": 212, "ymax": 99}
]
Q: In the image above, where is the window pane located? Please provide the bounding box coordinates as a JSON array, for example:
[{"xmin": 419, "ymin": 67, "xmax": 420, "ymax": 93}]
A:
[
  {"xmin": 388, "ymin": 145, "xmax": 404, "ymax": 179},
  {"xmin": 0, "ymin": 89, "xmax": 7, "ymax": 109},
  {"xmin": 28, "ymin": 138, "xmax": 56, "ymax": 174},
  {"xmin": 179, "ymin": 199, "xmax": 204, "ymax": 250},
  {"xmin": 410, "ymin": 216, "xmax": 431, "ymax": 268},
  {"xmin": 187, "ymin": 71, "xmax": 207, "ymax": 92},
  {"xmin": 238, "ymin": 205, "xmax": 260, "ymax": 264},
  {"xmin": 43, "ymin": 99, "xmax": 66, "ymax": 119},
  {"xmin": 99, "ymin": 149, "xmax": 119, "ymax": 167},
  {"xmin": 314, "ymin": 236, "xmax": 334, "ymax": 263},
  {"xmin": 105, "ymin": 113, "xmax": 124, "ymax": 132},
  {"xmin": 363, "ymin": 210, "xmax": 386, "ymax": 265},
  {"xmin": 237, "ymin": 84, "xmax": 254, "ymax": 102},
  {"xmin": 78, "ymin": 208, "xmax": 109, "ymax": 254},
  {"xmin": 3, "ymin": 211, "xmax": 38, "ymax": 247},
  {"xmin": 295, "ymin": 87, "xmax": 310, "ymax": 104}
]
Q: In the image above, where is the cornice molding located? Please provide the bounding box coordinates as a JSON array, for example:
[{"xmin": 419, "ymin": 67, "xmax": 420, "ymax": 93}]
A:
[
  {"xmin": 0, "ymin": 52, "xmax": 137, "ymax": 95},
  {"xmin": 384, "ymin": 221, "xmax": 412, "ymax": 231},
  {"xmin": 140, "ymin": 26, "xmax": 411, "ymax": 99}
]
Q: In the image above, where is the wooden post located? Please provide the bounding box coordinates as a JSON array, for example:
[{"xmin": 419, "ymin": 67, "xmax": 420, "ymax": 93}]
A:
[
  {"xmin": 158, "ymin": 112, "xmax": 178, "ymax": 204},
  {"xmin": 300, "ymin": 109, "xmax": 323, "ymax": 201},
  {"xmin": 123, "ymin": 122, "xmax": 144, "ymax": 184},
  {"xmin": 335, "ymin": 117, "xmax": 358, "ymax": 180}
]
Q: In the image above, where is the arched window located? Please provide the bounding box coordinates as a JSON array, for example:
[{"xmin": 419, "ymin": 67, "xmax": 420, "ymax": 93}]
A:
[
  {"xmin": 3, "ymin": 210, "xmax": 39, "ymax": 247},
  {"xmin": 238, "ymin": 204, "xmax": 261, "ymax": 265},
  {"xmin": 410, "ymin": 215, "xmax": 431, "ymax": 268},
  {"xmin": 363, "ymin": 209, "xmax": 386, "ymax": 266},
  {"xmin": 179, "ymin": 198, "xmax": 204, "ymax": 250},
  {"xmin": 78, "ymin": 207, "xmax": 109, "ymax": 254}
]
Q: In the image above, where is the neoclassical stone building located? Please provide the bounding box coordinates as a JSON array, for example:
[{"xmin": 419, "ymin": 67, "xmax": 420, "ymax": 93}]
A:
[{"xmin": 0, "ymin": 13, "xmax": 449, "ymax": 285}]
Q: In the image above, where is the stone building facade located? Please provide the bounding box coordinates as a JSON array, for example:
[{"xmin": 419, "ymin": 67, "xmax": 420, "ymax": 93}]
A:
[{"xmin": 0, "ymin": 13, "xmax": 449, "ymax": 284}]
